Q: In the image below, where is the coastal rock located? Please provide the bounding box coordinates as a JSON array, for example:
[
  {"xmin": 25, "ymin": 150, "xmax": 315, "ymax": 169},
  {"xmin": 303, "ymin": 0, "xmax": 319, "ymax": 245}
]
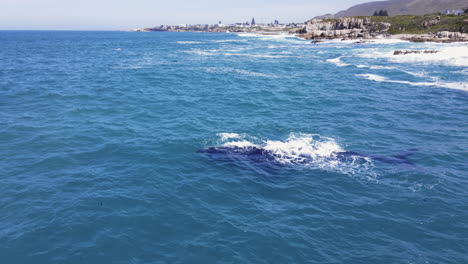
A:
[
  {"xmin": 303, "ymin": 17, "xmax": 391, "ymax": 40},
  {"xmin": 423, "ymin": 16, "xmax": 441, "ymax": 27},
  {"xmin": 305, "ymin": 17, "xmax": 365, "ymax": 32},
  {"xmin": 311, "ymin": 40, "xmax": 324, "ymax": 44},
  {"xmin": 402, "ymin": 31, "xmax": 468, "ymax": 43},
  {"xmin": 436, "ymin": 31, "xmax": 464, "ymax": 39},
  {"xmin": 393, "ymin": 50, "xmax": 440, "ymax": 55}
]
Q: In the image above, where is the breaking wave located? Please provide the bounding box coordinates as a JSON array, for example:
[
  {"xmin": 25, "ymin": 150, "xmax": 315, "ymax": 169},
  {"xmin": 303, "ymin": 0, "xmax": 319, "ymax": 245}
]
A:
[
  {"xmin": 358, "ymin": 45, "xmax": 468, "ymax": 67},
  {"xmin": 183, "ymin": 49, "xmax": 216, "ymax": 56},
  {"xmin": 222, "ymin": 53, "xmax": 288, "ymax": 58},
  {"xmin": 204, "ymin": 67, "xmax": 277, "ymax": 78},
  {"xmin": 326, "ymin": 37, "xmax": 408, "ymax": 45},
  {"xmin": 208, "ymin": 133, "xmax": 375, "ymax": 176},
  {"xmin": 214, "ymin": 39, "xmax": 248, "ymax": 43},
  {"xmin": 356, "ymin": 74, "xmax": 468, "ymax": 92},
  {"xmin": 177, "ymin": 41, "xmax": 204, "ymax": 44},
  {"xmin": 356, "ymin": 65, "xmax": 397, "ymax": 70},
  {"xmin": 236, "ymin": 33, "xmax": 305, "ymax": 43},
  {"xmin": 327, "ymin": 57, "xmax": 351, "ymax": 67},
  {"xmin": 184, "ymin": 48, "xmax": 287, "ymax": 58}
]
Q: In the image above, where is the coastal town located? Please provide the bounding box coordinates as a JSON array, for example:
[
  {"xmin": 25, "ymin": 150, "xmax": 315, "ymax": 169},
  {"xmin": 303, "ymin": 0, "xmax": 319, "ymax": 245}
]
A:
[{"xmin": 132, "ymin": 18, "xmax": 306, "ymax": 34}]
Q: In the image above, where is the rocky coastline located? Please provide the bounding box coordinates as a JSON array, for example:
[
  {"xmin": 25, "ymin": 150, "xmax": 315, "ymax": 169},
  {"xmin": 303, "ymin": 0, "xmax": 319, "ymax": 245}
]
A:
[
  {"xmin": 297, "ymin": 17, "xmax": 391, "ymax": 40},
  {"xmin": 397, "ymin": 31, "xmax": 468, "ymax": 43},
  {"xmin": 393, "ymin": 50, "xmax": 439, "ymax": 55},
  {"xmin": 295, "ymin": 16, "xmax": 468, "ymax": 43}
]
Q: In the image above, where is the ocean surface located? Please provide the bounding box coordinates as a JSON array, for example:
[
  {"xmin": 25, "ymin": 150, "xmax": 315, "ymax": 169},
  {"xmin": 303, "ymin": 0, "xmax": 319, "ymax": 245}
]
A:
[{"xmin": 1, "ymin": 31, "xmax": 467, "ymax": 263}]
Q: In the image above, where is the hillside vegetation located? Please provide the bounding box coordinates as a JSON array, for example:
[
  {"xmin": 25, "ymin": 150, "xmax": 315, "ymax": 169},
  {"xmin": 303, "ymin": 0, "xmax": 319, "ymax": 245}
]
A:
[
  {"xmin": 320, "ymin": 13, "xmax": 468, "ymax": 35},
  {"xmin": 369, "ymin": 13, "xmax": 468, "ymax": 34}
]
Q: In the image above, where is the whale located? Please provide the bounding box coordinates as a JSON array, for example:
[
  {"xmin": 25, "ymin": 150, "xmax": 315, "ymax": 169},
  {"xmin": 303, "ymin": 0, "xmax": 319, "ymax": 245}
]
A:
[{"xmin": 197, "ymin": 146, "xmax": 417, "ymax": 166}]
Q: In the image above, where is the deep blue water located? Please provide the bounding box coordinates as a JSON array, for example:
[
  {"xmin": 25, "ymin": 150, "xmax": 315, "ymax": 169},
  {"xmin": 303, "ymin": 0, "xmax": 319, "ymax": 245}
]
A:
[{"xmin": 1, "ymin": 31, "xmax": 467, "ymax": 263}]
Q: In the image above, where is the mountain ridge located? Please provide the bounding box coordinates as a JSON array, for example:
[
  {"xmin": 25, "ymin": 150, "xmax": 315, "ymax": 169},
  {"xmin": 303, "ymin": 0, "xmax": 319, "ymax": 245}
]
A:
[{"xmin": 335, "ymin": 0, "xmax": 467, "ymax": 17}]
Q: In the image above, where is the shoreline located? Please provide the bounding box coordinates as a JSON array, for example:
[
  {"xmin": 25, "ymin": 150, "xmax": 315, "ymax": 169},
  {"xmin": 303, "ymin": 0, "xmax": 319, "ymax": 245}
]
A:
[
  {"xmin": 295, "ymin": 32, "xmax": 468, "ymax": 43},
  {"xmin": 238, "ymin": 31, "xmax": 468, "ymax": 43},
  {"xmin": 129, "ymin": 29, "xmax": 468, "ymax": 43}
]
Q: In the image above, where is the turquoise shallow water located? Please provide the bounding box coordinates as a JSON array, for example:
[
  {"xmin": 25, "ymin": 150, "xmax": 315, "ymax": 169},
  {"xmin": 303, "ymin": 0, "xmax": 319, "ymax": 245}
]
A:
[{"xmin": 0, "ymin": 31, "xmax": 467, "ymax": 263}]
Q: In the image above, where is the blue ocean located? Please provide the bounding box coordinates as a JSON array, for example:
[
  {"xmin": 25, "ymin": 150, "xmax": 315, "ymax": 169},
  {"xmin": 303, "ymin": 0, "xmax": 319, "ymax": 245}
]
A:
[{"xmin": 1, "ymin": 31, "xmax": 467, "ymax": 263}]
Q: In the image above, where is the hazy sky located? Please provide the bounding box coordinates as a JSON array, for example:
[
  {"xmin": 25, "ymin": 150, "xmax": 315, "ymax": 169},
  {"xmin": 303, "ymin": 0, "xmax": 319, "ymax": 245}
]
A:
[{"xmin": 1, "ymin": 0, "xmax": 374, "ymax": 30}]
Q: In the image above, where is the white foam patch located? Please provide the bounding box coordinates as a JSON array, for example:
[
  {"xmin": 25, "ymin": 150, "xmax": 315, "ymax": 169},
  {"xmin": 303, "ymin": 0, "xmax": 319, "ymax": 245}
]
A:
[
  {"xmin": 204, "ymin": 67, "xmax": 276, "ymax": 78},
  {"xmin": 357, "ymin": 74, "xmax": 468, "ymax": 92},
  {"xmin": 184, "ymin": 49, "xmax": 215, "ymax": 56},
  {"xmin": 354, "ymin": 64, "xmax": 428, "ymax": 78},
  {"xmin": 263, "ymin": 134, "xmax": 344, "ymax": 162},
  {"xmin": 358, "ymin": 74, "xmax": 387, "ymax": 82},
  {"xmin": 224, "ymin": 47, "xmax": 250, "ymax": 52},
  {"xmin": 232, "ymin": 69, "xmax": 276, "ymax": 78},
  {"xmin": 223, "ymin": 140, "xmax": 259, "ymax": 148},
  {"xmin": 370, "ymin": 65, "xmax": 397, "ymax": 70},
  {"xmin": 217, "ymin": 133, "xmax": 242, "ymax": 141},
  {"xmin": 359, "ymin": 45, "xmax": 468, "ymax": 67},
  {"xmin": 184, "ymin": 47, "xmax": 287, "ymax": 59},
  {"xmin": 236, "ymin": 33, "xmax": 305, "ymax": 43},
  {"xmin": 355, "ymin": 65, "xmax": 397, "ymax": 70},
  {"xmin": 177, "ymin": 41, "xmax": 203, "ymax": 44},
  {"xmin": 237, "ymin": 33, "xmax": 289, "ymax": 39},
  {"xmin": 215, "ymin": 133, "xmax": 375, "ymax": 176},
  {"xmin": 323, "ymin": 37, "xmax": 408, "ymax": 45},
  {"xmin": 236, "ymin": 33, "xmax": 258, "ymax": 37},
  {"xmin": 214, "ymin": 39, "xmax": 248, "ymax": 43},
  {"xmin": 221, "ymin": 52, "xmax": 288, "ymax": 58},
  {"xmin": 401, "ymin": 70, "xmax": 428, "ymax": 78},
  {"xmin": 240, "ymin": 54, "xmax": 288, "ymax": 58},
  {"xmin": 372, "ymin": 37, "xmax": 409, "ymax": 44},
  {"xmin": 460, "ymin": 69, "xmax": 468, "ymax": 75},
  {"xmin": 327, "ymin": 57, "xmax": 350, "ymax": 67}
]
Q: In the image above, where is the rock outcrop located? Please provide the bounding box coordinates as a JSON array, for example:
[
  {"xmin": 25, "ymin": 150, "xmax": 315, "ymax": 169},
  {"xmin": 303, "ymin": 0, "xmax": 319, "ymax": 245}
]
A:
[
  {"xmin": 402, "ymin": 31, "xmax": 468, "ymax": 42},
  {"xmin": 436, "ymin": 31, "xmax": 465, "ymax": 39},
  {"xmin": 393, "ymin": 50, "xmax": 440, "ymax": 55},
  {"xmin": 300, "ymin": 17, "xmax": 390, "ymax": 39},
  {"xmin": 423, "ymin": 16, "xmax": 441, "ymax": 27}
]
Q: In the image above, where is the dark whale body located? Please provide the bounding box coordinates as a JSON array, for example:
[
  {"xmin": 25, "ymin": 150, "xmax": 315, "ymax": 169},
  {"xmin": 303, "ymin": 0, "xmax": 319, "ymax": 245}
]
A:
[
  {"xmin": 198, "ymin": 146, "xmax": 417, "ymax": 166},
  {"xmin": 197, "ymin": 146, "xmax": 278, "ymax": 165}
]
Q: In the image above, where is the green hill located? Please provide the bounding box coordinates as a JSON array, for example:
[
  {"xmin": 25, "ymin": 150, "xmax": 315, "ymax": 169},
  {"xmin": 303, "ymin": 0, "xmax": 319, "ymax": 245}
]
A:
[{"xmin": 370, "ymin": 13, "xmax": 468, "ymax": 34}]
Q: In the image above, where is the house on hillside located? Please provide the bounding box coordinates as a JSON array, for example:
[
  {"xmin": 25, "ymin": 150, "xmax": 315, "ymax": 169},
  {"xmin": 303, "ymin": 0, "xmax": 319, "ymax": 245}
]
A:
[{"xmin": 442, "ymin": 9, "xmax": 465, "ymax": 15}]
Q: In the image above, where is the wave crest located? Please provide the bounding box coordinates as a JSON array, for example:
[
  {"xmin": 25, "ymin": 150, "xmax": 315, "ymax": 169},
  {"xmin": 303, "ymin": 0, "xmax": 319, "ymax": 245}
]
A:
[
  {"xmin": 358, "ymin": 45, "xmax": 468, "ymax": 67},
  {"xmin": 357, "ymin": 74, "xmax": 468, "ymax": 92}
]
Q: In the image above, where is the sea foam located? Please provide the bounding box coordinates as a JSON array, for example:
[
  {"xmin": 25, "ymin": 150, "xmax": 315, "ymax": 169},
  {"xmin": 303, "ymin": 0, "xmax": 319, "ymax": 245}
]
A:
[
  {"xmin": 236, "ymin": 33, "xmax": 305, "ymax": 43},
  {"xmin": 327, "ymin": 57, "xmax": 351, "ymax": 67},
  {"xmin": 356, "ymin": 74, "xmax": 468, "ymax": 92},
  {"xmin": 359, "ymin": 45, "xmax": 468, "ymax": 67},
  {"xmin": 177, "ymin": 41, "xmax": 204, "ymax": 44},
  {"xmin": 214, "ymin": 133, "xmax": 375, "ymax": 176},
  {"xmin": 204, "ymin": 67, "xmax": 277, "ymax": 78}
]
